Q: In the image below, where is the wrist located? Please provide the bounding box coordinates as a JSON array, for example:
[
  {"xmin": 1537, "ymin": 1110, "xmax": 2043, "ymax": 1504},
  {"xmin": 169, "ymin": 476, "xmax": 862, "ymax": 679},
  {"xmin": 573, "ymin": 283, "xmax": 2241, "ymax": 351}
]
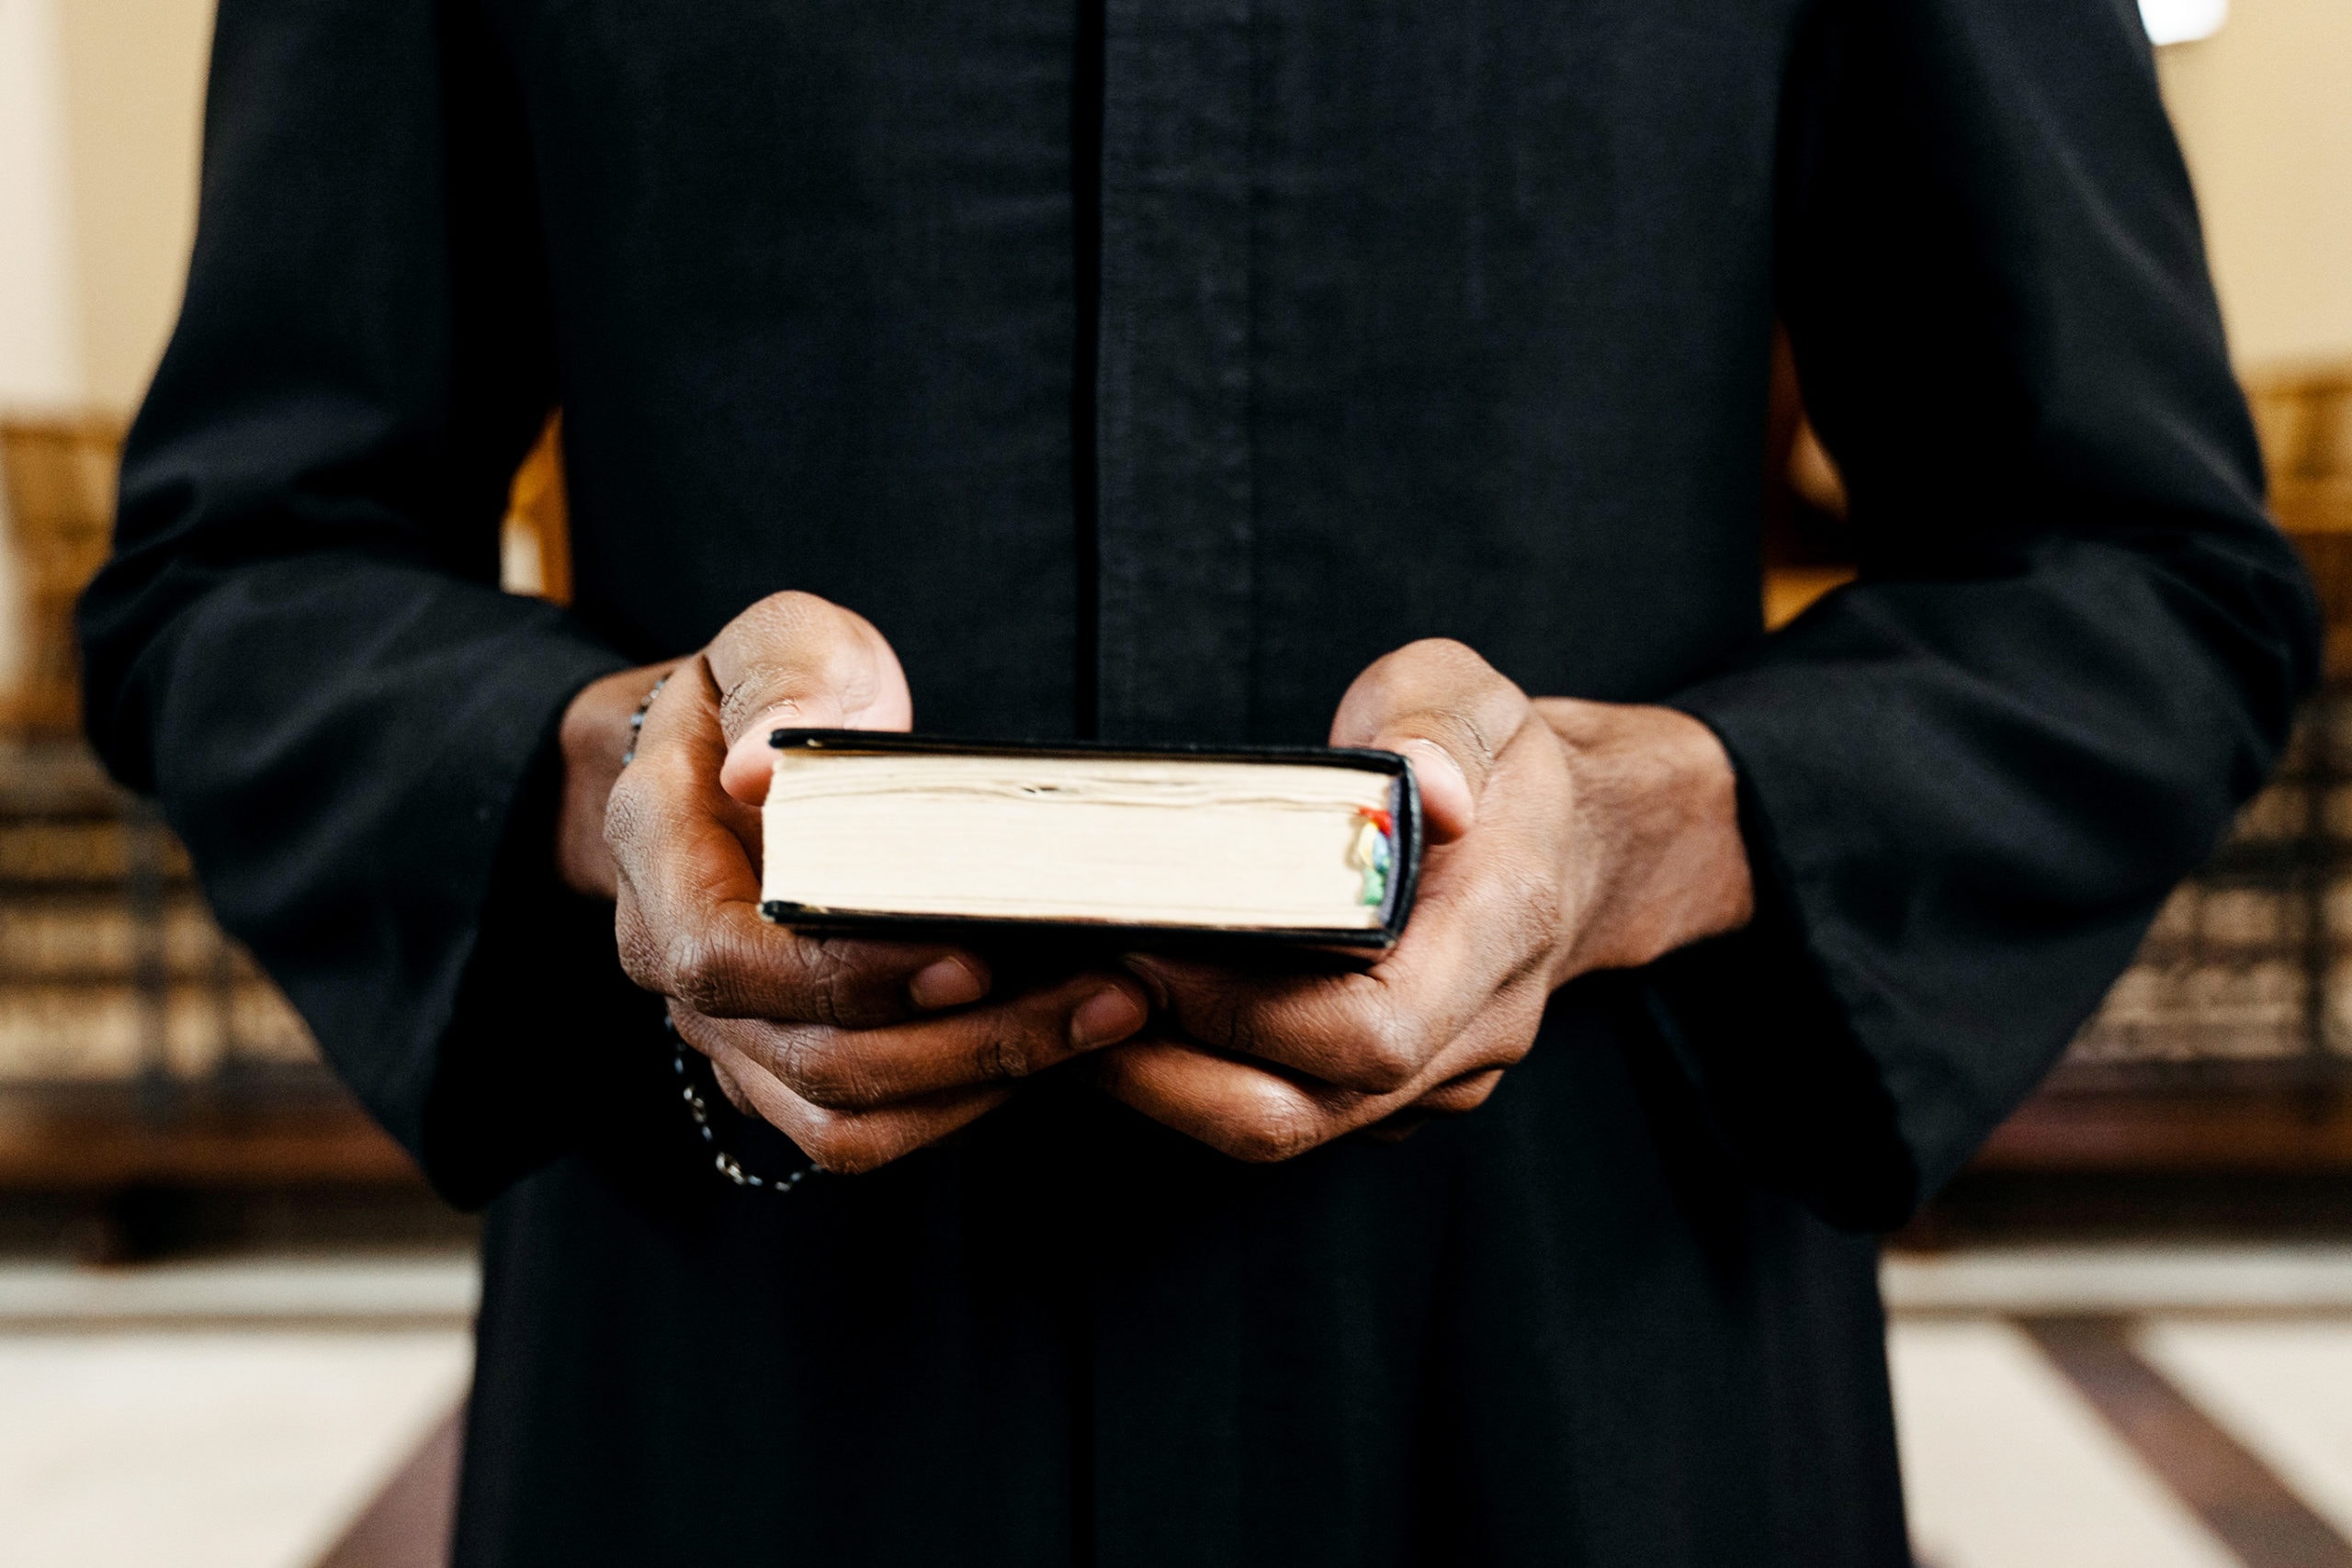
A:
[
  {"xmin": 556, "ymin": 660, "xmax": 683, "ymax": 898},
  {"xmin": 1535, "ymin": 698, "xmax": 1755, "ymax": 981}
]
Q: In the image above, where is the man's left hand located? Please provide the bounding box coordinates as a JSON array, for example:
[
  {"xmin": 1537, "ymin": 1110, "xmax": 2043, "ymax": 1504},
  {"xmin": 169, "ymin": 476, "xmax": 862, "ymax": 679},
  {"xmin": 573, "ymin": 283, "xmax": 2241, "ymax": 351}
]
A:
[{"xmin": 1093, "ymin": 638, "xmax": 1756, "ymax": 1160}]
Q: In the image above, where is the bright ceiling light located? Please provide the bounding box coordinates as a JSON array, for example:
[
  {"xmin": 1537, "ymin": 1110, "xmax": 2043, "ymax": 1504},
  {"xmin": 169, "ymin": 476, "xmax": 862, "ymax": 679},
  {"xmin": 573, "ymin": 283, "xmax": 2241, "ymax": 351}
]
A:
[{"xmin": 2141, "ymin": 0, "xmax": 2228, "ymax": 46}]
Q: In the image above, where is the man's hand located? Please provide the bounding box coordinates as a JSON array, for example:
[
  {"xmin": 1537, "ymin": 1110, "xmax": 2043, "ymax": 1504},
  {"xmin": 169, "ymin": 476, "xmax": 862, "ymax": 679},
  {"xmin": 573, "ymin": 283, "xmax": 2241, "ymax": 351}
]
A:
[
  {"xmin": 1091, "ymin": 638, "xmax": 1754, "ymax": 1161},
  {"xmin": 577, "ymin": 592, "xmax": 1149, "ymax": 1173}
]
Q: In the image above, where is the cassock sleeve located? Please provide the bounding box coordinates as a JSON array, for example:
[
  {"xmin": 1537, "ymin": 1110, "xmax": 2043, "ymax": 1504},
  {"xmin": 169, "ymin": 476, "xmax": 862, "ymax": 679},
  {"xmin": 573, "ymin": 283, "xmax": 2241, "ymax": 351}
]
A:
[
  {"xmin": 1648, "ymin": 0, "xmax": 2323, "ymax": 1230},
  {"xmin": 74, "ymin": 0, "xmax": 639, "ymax": 1206}
]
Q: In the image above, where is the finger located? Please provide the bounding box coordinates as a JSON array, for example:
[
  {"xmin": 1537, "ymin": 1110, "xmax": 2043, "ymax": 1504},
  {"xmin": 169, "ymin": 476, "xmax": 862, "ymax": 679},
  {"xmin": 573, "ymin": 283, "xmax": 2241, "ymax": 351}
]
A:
[
  {"xmin": 706, "ymin": 591, "xmax": 914, "ymax": 805},
  {"xmin": 1094, "ymin": 1014, "xmax": 1528, "ymax": 1162},
  {"xmin": 689, "ymin": 973, "xmax": 1149, "ymax": 1111},
  {"xmin": 1360, "ymin": 1066, "xmax": 1503, "ymax": 1144},
  {"xmin": 1329, "ymin": 638, "xmax": 1534, "ymax": 841},
  {"xmin": 1125, "ymin": 674, "xmax": 1577, "ymax": 1090},
  {"xmin": 1090, "ymin": 1037, "xmax": 1361, "ymax": 1163},
  {"xmin": 676, "ymin": 1006, "xmax": 1011, "ymax": 1174},
  {"xmin": 610, "ymin": 657, "xmax": 987, "ymax": 1024},
  {"xmin": 1123, "ymin": 863, "xmax": 1552, "ymax": 1093},
  {"xmin": 708, "ymin": 1054, "xmax": 759, "ymax": 1116},
  {"xmin": 1410, "ymin": 1066, "xmax": 1506, "ymax": 1116},
  {"xmin": 1121, "ymin": 954, "xmax": 1438, "ymax": 1093}
]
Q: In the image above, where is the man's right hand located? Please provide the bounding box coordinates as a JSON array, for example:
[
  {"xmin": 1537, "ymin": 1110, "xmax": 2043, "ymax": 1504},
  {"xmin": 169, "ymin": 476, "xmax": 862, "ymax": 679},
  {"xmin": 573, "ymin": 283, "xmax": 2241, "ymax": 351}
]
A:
[{"xmin": 592, "ymin": 592, "xmax": 1149, "ymax": 1173}]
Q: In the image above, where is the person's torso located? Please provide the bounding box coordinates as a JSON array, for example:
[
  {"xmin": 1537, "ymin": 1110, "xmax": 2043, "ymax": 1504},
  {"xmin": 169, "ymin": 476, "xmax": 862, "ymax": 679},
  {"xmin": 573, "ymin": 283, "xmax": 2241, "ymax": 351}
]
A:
[{"xmin": 489, "ymin": 0, "xmax": 1807, "ymax": 739}]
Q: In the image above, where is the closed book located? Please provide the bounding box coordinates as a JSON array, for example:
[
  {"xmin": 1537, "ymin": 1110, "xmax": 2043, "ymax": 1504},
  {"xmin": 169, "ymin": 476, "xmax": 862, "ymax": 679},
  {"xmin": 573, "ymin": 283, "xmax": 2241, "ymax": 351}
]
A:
[{"xmin": 759, "ymin": 731, "xmax": 1422, "ymax": 948}]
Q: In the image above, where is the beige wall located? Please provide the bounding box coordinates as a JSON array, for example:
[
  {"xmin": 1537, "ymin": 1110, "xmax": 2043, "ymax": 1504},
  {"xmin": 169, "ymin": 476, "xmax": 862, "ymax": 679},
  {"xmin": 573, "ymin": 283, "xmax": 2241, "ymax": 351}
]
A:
[
  {"xmin": 0, "ymin": 0, "xmax": 209, "ymax": 420},
  {"xmin": 0, "ymin": 0, "xmax": 2340, "ymax": 703},
  {"xmin": 2160, "ymin": 0, "xmax": 2352, "ymax": 373},
  {"xmin": 0, "ymin": 0, "xmax": 206, "ymax": 689},
  {"xmin": 1, "ymin": 0, "xmax": 2348, "ymax": 411},
  {"xmin": 55, "ymin": 0, "xmax": 212, "ymax": 413},
  {"xmin": 0, "ymin": 0, "xmax": 83, "ymax": 411}
]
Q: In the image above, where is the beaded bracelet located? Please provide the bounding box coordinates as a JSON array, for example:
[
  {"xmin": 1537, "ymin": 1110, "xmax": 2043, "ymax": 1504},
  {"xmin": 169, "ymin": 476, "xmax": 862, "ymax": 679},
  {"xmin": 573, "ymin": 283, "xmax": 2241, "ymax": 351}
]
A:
[
  {"xmin": 666, "ymin": 1016, "xmax": 816, "ymax": 1194},
  {"xmin": 625, "ymin": 667, "xmax": 817, "ymax": 1196},
  {"xmin": 617, "ymin": 672, "xmax": 670, "ymax": 767}
]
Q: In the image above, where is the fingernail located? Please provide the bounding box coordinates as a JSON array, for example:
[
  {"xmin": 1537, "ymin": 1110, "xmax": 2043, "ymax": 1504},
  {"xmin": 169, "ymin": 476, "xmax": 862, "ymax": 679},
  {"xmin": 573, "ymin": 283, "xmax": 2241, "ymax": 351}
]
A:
[
  {"xmin": 1397, "ymin": 739, "xmax": 1475, "ymax": 837},
  {"xmin": 1398, "ymin": 739, "xmax": 1466, "ymax": 795},
  {"xmin": 1069, "ymin": 987, "xmax": 1148, "ymax": 1051},
  {"xmin": 910, "ymin": 956, "xmax": 989, "ymax": 1010},
  {"xmin": 1120, "ymin": 956, "xmax": 1171, "ymax": 1010}
]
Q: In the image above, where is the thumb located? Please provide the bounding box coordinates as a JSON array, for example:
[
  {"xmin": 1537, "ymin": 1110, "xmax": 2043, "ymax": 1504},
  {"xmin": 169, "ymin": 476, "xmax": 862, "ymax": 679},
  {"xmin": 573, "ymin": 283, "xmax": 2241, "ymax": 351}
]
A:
[
  {"xmin": 1329, "ymin": 638, "xmax": 1531, "ymax": 842},
  {"xmin": 707, "ymin": 592, "xmax": 913, "ymax": 805}
]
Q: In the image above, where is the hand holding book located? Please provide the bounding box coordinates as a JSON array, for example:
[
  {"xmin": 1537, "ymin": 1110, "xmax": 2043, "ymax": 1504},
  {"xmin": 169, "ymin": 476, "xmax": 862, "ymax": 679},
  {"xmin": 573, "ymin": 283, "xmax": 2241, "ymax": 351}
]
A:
[
  {"xmin": 571, "ymin": 591, "xmax": 1755, "ymax": 1171},
  {"xmin": 1091, "ymin": 643, "xmax": 1758, "ymax": 1160},
  {"xmin": 591, "ymin": 592, "xmax": 1150, "ymax": 1173}
]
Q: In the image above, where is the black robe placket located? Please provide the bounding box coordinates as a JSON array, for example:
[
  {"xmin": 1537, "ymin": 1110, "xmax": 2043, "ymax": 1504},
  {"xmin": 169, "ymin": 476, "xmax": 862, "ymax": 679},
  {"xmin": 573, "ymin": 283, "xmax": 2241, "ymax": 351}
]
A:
[
  {"xmin": 77, "ymin": 0, "xmax": 2318, "ymax": 1562},
  {"xmin": 1096, "ymin": 0, "xmax": 1256, "ymax": 746}
]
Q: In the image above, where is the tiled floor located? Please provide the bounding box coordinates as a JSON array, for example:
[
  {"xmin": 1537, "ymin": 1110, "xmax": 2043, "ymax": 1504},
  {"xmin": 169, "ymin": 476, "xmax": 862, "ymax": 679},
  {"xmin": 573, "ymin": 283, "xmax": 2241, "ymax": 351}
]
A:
[
  {"xmin": 1890, "ymin": 1246, "xmax": 2352, "ymax": 1568},
  {"xmin": 1894, "ymin": 1318, "xmax": 2243, "ymax": 1568},
  {"xmin": 2142, "ymin": 1320, "xmax": 2352, "ymax": 1542},
  {"xmin": 11, "ymin": 1248, "xmax": 2352, "ymax": 1566},
  {"xmin": 0, "ymin": 1253, "xmax": 475, "ymax": 1568},
  {"xmin": 0, "ymin": 1326, "xmax": 469, "ymax": 1568}
]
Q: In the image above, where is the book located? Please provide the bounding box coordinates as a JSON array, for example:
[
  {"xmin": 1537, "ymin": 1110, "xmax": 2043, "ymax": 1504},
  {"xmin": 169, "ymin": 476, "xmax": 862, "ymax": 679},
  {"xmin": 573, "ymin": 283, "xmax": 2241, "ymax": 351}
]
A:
[{"xmin": 759, "ymin": 732, "xmax": 1422, "ymax": 948}]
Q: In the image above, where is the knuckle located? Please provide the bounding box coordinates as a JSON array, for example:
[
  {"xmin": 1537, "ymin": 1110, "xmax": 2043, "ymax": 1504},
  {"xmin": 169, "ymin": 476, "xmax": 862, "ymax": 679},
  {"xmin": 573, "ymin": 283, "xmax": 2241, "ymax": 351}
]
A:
[
  {"xmin": 799, "ymin": 942, "xmax": 856, "ymax": 1028},
  {"xmin": 710, "ymin": 593, "xmax": 861, "ymax": 736},
  {"xmin": 1449, "ymin": 1071, "xmax": 1507, "ymax": 1111},
  {"xmin": 1506, "ymin": 864, "xmax": 1566, "ymax": 947},
  {"xmin": 1337, "ymin": 638, "xmax": 1526, "ymax": 761},
  {"xmin": 1216, "ymin": 1000, "xmax": 1267, "ymax": 1061},
  {"xmin": 776, "ymin": 1036, "xmax": 888, "ymax": 1111},
  {"xmin": 762, "ymin": 1028, "xmax": 823, "ymax": 1094},
  {"xmin": 1488, "ymin": 990, "xmax": 1548, "ymax": 1066},
  {"xmin": 755, "ymin": 588, "xmax": 831, "ymax": 625},
  {"xmin": 1419, "ymin": 708, "xmax": 1501, "ymax": 775},
  {"xmin": 792, "ymin": 1115, "xmax": 856, "ymax": 1173},
  {"xmin": 705, "ymin": 1053, "xmax": 758, "ymax": 1116},
  {"xmin": 1419, "ymin": 1067, "xmax": 1507, "ymax": 1116},
  {"xmin": 1362, "ymin": 637, "xmax": 1465, "ymax": 691},
  {"xmin": 1344, "ymin": 1055, "xmax": 1419, "ymax": 1095},
  {"xmin": 1227, "ymin": 1100, "xmax": 1324, "ymax": 1164},
  {"xmin": 1391, "ymin": 637, "xmax": 1483, "ymax": 679},
  {"xmin": 1337, "ymin": 987, "xmax": 1425, "ymax": 1092},
  {"xmin": 1488, "ymin": 1022, "xmax": 1538, "ymax": 1071},
  {"xmin": 1378, "ymin": 639, "xmax": 1490, "ymax": 708},
  {"xmin": 797, "ymin": 1112, "xmax": 888, "ymax": 1176},
  {"xmin": 712, "ymin": 591, "xmax": 822, "ymax": 660},
  {"xmin": 717, "ymin": 664, "xmax": 795, "ymax": 740},
  {"xmin": 666, "ymin": 932, "xmax": 733, "ymax": 1015},
  {"xmin": 666, "ymin": 1003, "xmax": 717, "ymax": 1054},
  {"xmin": 975, "ymin": 1028, "xmax": 1035, "ymax": 1083},
  {"xmin": 600, "ymin": 773, "xmax": 650, "ymax": 852},
  {"xmin": 613, "ymin": 899, "xmax": 664, "ymax": 991},
  {"xmin": 1355, "ymin": 1032, "xmax": 1425, "ymax": 1093}
]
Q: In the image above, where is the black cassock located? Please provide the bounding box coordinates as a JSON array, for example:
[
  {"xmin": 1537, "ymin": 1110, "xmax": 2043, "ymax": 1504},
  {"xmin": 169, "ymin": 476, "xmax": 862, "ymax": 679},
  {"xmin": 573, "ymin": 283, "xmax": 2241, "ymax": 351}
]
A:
[{"xmin": 78, "ymin": 0, "xmax": 2316, "ymax": 1559}]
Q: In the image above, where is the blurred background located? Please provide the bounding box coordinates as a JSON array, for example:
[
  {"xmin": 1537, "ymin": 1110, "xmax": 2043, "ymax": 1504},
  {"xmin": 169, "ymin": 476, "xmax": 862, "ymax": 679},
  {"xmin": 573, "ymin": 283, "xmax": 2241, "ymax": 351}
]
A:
[{"xmin": 0, "ymin": 0, "xmax": 2349, "ymax": 1563}]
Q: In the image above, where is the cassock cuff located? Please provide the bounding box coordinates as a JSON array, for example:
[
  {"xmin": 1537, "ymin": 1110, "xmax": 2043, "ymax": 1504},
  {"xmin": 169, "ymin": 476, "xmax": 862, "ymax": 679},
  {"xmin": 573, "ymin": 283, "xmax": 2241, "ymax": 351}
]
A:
[
  {"xmin": 417, "ymin": 654, "xmax": 673, "ymax": 1208},
  {"xmin": 1640, "ymin": 705, "xmax": 1924, "ymax": 1233}
]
